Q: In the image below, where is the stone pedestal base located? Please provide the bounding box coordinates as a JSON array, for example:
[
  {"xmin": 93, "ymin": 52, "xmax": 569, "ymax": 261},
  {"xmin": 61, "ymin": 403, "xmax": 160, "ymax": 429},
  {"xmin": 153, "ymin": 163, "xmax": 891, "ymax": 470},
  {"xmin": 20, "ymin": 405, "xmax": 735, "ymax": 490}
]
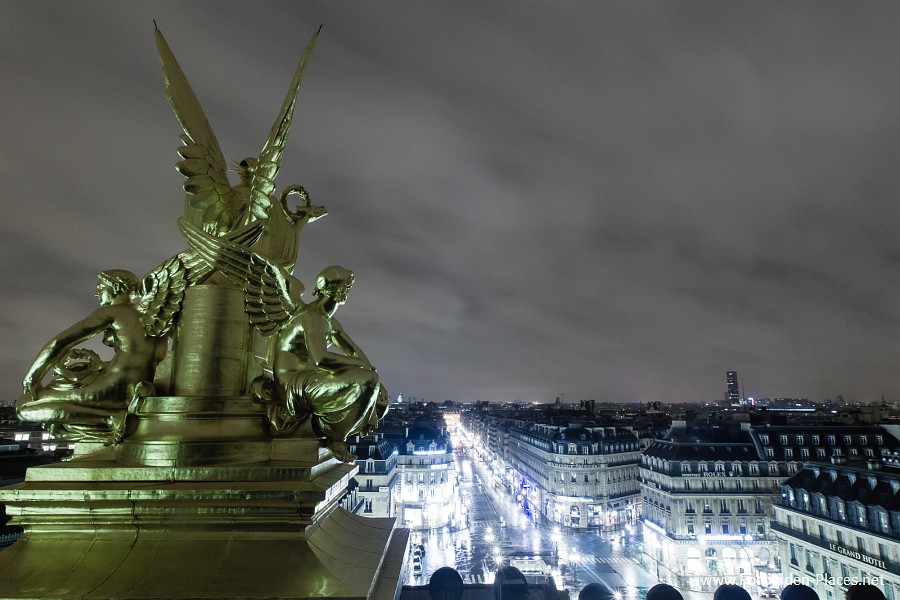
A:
[{"xmin": 0, "ymin": 446, "xmax": 409, "ymax": 600}]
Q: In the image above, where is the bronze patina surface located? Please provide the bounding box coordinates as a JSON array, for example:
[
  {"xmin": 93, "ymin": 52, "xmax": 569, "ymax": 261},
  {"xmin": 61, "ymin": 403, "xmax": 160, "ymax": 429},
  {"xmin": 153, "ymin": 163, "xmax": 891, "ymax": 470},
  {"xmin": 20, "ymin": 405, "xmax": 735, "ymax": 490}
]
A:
[{"xmin": 0, "ymin": 25, "xmax": 404, "ymax": 600}]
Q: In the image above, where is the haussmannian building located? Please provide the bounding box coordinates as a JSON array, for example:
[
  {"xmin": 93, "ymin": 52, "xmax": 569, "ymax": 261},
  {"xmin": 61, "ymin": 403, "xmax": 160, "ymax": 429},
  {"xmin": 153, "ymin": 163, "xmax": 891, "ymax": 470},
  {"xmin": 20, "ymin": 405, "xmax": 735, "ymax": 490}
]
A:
[
  {"xmin": 348, "ymin": 433, "xmax": 399, "ymax": 518},
  {"xmin": 506, "ymin": 422, "xmax": 641, "ymax": 529},
  {"xmin": 395, "ymin": 421, "xmax": 458, "ymax": 530},
  {"xmin": 639, "ymin": 421, "xmax": 900, "ymax": 594},
  {"xmin": 773, "ymin": 457, "xmax": 900, "ymax": 600}
]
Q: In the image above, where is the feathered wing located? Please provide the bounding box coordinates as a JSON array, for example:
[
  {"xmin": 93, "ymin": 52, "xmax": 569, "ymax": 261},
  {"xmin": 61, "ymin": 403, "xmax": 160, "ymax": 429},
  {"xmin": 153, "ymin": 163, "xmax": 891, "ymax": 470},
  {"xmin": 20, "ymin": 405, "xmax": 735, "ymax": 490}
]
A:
[
  {"xmin": 178, "ymin": 218, "xmax": 302, "ymax": 335},
  {"xmin": 139, "ymin": 256, "xmax": 187, "ymax": 337},
  {"xmin": 246, "ymin": 26, "xmax": 321, "ymax": 222},
  {"xmin": 139, "ymin": 221, "xmax": 265, "ymax": 337},
  {"xmin": 155, "ymin": 26, "xmax": 233, "ymax": 233}
]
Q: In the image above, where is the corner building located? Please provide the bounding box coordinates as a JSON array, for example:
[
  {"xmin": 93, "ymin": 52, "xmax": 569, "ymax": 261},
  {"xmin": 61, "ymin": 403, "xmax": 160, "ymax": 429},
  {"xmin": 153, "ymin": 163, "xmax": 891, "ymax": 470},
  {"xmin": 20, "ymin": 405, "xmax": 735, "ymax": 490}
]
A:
[
  {"xmin": 640, "ymin": 423, "xmax": 781, "ymax": 593},
  {"xmin": 506, "ymin": 422, "xmax": 641, "ymax": 529}
]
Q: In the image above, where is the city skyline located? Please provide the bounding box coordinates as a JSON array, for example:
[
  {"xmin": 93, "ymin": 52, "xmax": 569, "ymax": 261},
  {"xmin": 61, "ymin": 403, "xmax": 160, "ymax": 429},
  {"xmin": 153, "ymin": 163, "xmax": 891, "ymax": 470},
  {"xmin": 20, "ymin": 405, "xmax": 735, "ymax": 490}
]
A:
[{"xmin": 5, "ymin": 3, "xmax": 900, "ymax": 405}]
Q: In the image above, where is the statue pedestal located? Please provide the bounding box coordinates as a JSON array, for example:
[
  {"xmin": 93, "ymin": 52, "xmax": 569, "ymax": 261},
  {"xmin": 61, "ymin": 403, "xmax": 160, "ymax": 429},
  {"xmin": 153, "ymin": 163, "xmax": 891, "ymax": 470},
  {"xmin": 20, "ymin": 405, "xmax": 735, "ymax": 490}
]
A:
[{"xmin": 0, "ymin": 434, "xmax": 409, "ymax": 599}]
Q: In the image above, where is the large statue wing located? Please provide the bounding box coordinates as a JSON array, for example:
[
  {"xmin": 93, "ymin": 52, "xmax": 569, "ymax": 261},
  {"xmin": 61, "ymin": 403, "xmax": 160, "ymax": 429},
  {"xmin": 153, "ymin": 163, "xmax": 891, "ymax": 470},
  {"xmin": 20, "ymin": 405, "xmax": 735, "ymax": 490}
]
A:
[
  {"xmin": 139, "ymin": 221, "xmax": 265, "ymax": 337},
  {"xmin": 139, "ymin": 256, "xmax": 187, "ymax": 337},
  {"xmin": 178, "ymin": 218, "xmax": 302, "ymax": 335},
  {"xmin": 155, "ymin": 25, "xmax": 233, "ymax": 233},
  {"xmin": 246, "ymin": 26, "xmax": 321, "ymax": 222}
]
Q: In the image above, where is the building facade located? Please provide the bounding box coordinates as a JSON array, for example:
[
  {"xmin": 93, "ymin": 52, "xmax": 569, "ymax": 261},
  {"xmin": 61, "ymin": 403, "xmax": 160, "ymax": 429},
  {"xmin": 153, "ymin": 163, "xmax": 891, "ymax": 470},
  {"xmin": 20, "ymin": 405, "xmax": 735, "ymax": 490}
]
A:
[
  {"xmin": 639, "ymin": 424, "xmax": 781, "ymax": 593},
  {"xmin": 639, "ymin": 422, "xmax": 900, "ymax": 593},
  {"xmin": 773, "ymin": 460, "xmax": 900, "ymax": 600},
  {"xmin": 349, "ymin": 433, "xmax": 399, "ymax": 518},
  {"xmin": 506, "ymin": 423, "xmax": 641, "ymax": 529},
  {"xmin": 395, "ymin": 422, "xmax": 458, "ymax": 530}
]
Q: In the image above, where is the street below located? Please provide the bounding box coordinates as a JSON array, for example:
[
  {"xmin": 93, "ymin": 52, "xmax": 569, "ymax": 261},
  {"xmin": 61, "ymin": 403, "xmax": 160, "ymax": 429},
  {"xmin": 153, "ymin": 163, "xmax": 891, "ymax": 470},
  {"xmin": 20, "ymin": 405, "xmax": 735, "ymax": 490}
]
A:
[{"xmin": 406, "ymin": 435, "xmax": 661, "ymax": 599}]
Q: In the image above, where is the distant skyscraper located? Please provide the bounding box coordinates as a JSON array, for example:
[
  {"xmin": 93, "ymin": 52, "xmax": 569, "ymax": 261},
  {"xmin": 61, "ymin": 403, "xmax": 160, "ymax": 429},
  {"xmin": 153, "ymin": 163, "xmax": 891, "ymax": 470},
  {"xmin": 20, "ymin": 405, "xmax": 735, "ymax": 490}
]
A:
[{"xmin": 726, "ymin": 370, "xmax": 740, "ymax": 404}]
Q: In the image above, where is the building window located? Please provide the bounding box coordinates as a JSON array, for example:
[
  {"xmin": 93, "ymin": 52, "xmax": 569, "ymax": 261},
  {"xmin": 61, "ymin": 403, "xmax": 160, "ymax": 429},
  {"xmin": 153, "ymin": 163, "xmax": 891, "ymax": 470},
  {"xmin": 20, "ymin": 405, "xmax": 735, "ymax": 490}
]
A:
[
  {"xmin": 785, "ymin": 448, "xmax": 794, "ymax": 458},
  {"xmin": 801, "ymin": 448, "xmax": 809, "ymax": 458},
  {"xmin": 766, "ymin": 448, "xmax": 774, "ymax": 458},
  {"xmin": 720, "ymin": 499, "xmax": 729, "ymax": 513},
  {"xmin": 723, "ymin": 523, "xmax": 730, "ymax": 534},
  {"xmin": 827, "ymin": 435, "xmax": 836, "ymax": 445},
  {"xmin": 760, "ymin": 435, "xmax": 769, "ymax": 444},
  {"xmin": 796, "ymin": 436, "xmax": 804, "ymax": 444},
  {"xmin": 688, "ymin": 523, "xmax": 695, "ymax": 535},
  {"xmin": 780, "ymin": 435, "xmax": 788, "ymax": 445},
  {"xmin": 812, "ymin": 435, "xmax": 820, "ymax": 445},
  {"xmin": 860, "ymin": 436, "xmax": 868, "ymax": 445},
  {"xmin": 705, "ymin": 522, "xmax": 712, "ymax": 534}
]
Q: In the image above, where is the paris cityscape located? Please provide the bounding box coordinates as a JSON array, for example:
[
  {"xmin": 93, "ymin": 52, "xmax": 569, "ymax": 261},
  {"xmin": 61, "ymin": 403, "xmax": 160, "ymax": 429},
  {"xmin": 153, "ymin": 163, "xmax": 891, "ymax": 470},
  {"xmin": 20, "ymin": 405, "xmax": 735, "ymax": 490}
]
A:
[
  {"xmin": 4, "ymin": 4, "xmax": 900, "ymax": 600},
  {"xmin": 3, "ymin": 371, "xmax": 899, "ymax": 600}
]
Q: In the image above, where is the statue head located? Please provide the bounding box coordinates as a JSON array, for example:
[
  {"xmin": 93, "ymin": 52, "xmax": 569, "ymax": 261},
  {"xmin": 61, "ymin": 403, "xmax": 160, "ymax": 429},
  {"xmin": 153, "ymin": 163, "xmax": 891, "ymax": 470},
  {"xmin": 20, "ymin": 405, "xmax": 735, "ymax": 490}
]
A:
[
  {"xmin": 314, "ymin": 265, "xmax": 354, "ymax": 303},
  {"xmin": 97, "ymin": 269, "xmax": 140, "ymax": 303},
  {"xmin": 238, "ymin": 157, "xmax": 258, "ymax": 183}
]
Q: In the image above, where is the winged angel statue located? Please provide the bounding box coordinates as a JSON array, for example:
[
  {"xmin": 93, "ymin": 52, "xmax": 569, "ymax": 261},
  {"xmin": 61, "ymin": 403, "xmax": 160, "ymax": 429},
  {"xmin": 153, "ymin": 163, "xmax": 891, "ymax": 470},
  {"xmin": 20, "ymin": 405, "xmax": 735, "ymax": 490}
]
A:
[
  {"xmin": 180, "ymin": 219, "xmax": 389, "ymax": 461},
  {"xmin": 157, "ymin": 24, "xmax": 326, "ymax": 265},
  {"xmin": 16, "ymin": 25, "xmax": 329, "ymax": 445}
]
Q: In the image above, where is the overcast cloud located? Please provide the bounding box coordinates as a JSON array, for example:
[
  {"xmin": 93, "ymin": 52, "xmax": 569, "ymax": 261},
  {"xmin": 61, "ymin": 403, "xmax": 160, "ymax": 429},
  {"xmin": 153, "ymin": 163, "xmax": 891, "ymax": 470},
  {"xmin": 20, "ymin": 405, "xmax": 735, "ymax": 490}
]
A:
[{"xmin": 3, "ymin": 2, "xmax": 900, "ymax": 405}]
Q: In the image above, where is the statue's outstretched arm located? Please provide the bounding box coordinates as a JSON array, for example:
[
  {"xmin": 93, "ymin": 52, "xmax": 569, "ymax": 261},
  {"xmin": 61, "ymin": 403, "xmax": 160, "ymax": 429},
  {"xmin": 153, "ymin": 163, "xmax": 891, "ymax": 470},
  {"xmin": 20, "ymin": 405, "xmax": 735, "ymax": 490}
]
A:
[{"xmin": 23, "ymin": 309, "xmax": 113, "ymax": 394}]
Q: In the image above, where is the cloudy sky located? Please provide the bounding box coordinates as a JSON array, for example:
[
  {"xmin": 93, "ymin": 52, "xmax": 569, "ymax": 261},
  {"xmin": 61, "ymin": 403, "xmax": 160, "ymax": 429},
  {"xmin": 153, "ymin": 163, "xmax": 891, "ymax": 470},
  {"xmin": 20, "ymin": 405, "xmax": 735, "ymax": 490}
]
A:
[{"xmin": 3, "ymin": 2, "xmax": 900, "ymax": 405}]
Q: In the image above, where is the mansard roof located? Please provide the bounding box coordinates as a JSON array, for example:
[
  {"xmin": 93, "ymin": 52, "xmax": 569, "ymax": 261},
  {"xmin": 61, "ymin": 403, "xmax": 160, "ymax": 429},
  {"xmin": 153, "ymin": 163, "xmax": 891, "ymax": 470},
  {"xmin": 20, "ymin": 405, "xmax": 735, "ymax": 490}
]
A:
[
  {"xmin": 643, "ymin": 438, "xmax": 759, "ymax": 462},
  {"xmin": 783, "ymin": 462, "xmax": 900, "ymax": 511}
]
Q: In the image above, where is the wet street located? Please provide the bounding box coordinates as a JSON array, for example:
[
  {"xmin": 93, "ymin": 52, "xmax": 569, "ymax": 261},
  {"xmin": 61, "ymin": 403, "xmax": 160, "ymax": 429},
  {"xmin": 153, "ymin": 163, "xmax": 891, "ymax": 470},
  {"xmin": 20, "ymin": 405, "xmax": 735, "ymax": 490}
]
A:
[{"xmin": 406, "ymin": 437, "xmax": 661, "ymax": 598}]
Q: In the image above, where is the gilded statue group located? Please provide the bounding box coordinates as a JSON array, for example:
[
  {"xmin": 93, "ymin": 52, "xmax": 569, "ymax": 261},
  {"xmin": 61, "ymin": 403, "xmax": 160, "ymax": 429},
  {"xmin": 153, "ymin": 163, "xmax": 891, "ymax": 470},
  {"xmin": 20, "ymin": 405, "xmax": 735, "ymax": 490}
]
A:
[{"xmin": 16, "ymin": 26, "xmax": 387, "ymax": 462}]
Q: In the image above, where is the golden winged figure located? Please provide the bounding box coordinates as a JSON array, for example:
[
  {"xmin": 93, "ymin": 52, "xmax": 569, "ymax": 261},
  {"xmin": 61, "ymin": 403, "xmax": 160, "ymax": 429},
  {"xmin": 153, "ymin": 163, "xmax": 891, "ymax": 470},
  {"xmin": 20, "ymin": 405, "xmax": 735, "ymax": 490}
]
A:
[
  {"xmin": 16, "ymin": 223, "xmax": 263, "ymax": 444},
  {"xmin": 178, "ymin": 218, "xmax": 389, "ymax": 461},
  {"xmin": 156, "ymin": 23, "xmax": 326, "ymax": 263}
]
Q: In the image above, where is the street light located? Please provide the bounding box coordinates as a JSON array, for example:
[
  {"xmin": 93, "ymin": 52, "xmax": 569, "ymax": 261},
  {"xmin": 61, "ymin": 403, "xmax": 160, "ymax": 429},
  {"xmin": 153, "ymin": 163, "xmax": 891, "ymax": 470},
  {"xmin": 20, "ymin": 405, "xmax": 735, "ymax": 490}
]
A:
[
  {"xmin": 551, "ymin": 528, "xmax": 561, "ymax": 565},
  {"xmin": 570, "ymin": 547, "xmax": 580, "ymax": 584}
]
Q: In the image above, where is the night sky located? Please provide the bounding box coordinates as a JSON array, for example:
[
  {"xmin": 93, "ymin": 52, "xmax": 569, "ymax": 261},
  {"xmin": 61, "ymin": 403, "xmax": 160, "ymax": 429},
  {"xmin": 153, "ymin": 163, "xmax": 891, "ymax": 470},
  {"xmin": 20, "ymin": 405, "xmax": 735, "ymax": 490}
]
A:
[{"xmin": 4, "ymin": 2, "xmax": 900, "ymax": 405}]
